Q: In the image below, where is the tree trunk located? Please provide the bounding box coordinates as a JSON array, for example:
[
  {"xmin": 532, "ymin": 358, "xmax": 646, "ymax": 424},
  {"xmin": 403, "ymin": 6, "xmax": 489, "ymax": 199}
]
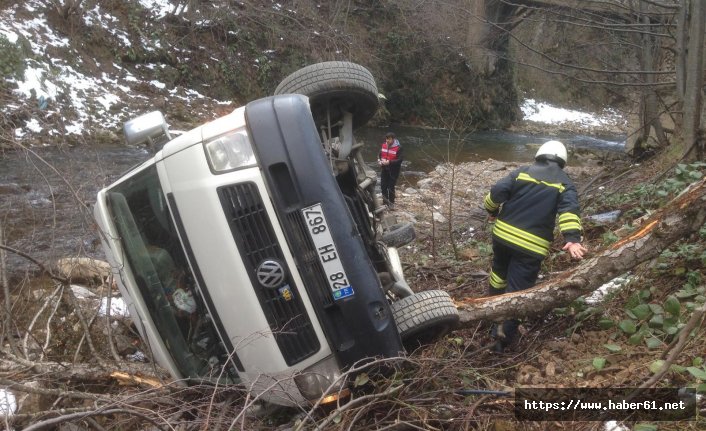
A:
[
  {"xmin": 638, "ymin": 7, "xmax": 668, "ymax": 149},
  {"xmin": 676, "ymin": 0, "xmax": 689, "ymax": 99},
  {"xmin": 457, "ymin": 178, "xmax": 706, "ymax": 326},
  {"xmin": 681, "ymin": 0, "xmax": 706, "ymax": 159}
]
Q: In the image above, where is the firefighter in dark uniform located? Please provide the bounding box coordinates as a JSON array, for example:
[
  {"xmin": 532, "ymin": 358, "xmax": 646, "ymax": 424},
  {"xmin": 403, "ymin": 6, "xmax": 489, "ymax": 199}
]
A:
[
  {"xmin": 483, "ymin": 140, "xmax": 587, "ymax": 352},
  {"xmin": 378, "ymin": 132, "xmax": 403, "ymax": 210}
]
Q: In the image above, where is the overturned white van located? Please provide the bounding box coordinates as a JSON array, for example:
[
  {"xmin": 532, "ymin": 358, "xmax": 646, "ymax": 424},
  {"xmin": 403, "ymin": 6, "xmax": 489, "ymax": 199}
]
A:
[{"xmin": 94, "ymin": 62, "xmax": 459, "ymax": 406}]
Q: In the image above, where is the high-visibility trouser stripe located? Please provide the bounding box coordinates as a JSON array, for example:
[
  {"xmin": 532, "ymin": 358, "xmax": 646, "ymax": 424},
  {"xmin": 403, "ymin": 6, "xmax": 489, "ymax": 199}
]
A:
[
  {"xmin": 493, "ymin": 220, "xmax": 550, "ymax": 257},
  {"xmin": 490, "ymin": 271, "xmax": 507, "ymax": 289},
  {"xmin": 516, "ymin": 172, "xmax": 565, "ymax": 192},
  {"xmin": 484, "ymin": 193, "xmax": 499, "ymax": 212}
]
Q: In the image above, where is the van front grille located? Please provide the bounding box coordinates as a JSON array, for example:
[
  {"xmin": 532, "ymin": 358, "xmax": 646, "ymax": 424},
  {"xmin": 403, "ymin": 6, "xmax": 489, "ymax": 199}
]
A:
[{"xmin": 218, "ymin": 182, "xmax": 319, "ymax": 365}]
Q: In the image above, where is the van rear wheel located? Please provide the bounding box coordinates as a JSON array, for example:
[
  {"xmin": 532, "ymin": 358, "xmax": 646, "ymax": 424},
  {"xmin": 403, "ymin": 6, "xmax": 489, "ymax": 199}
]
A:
[
  {"xmin": 391, "ymin": 290, "xmax": 459, "ymax": 349},
  {"xmin": 274, "ymin": 61, "xmax": 379, "ymax": 130}
]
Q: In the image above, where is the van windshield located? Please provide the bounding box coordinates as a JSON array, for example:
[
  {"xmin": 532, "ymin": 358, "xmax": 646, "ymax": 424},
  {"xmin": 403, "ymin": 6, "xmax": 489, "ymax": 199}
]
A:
[{"xmin": 107, "ymin": 165, "xmax": 235, "ymax": 382}]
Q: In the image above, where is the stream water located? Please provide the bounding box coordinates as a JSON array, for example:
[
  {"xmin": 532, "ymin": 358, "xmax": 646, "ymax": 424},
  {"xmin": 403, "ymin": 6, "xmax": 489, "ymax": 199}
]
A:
[
  {"xmin": 0, "ymin": 128, "xmax": 624, "ymax": 275},
  {"xmin": 356, "ymin": 126, "xmax": 625, "ymax": 173}
]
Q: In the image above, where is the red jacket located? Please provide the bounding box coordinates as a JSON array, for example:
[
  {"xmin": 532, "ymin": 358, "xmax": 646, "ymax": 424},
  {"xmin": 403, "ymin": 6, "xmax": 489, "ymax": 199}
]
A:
[{"xmin": 380, "ymin": 139, "xmax": 402, "ymax": 163}]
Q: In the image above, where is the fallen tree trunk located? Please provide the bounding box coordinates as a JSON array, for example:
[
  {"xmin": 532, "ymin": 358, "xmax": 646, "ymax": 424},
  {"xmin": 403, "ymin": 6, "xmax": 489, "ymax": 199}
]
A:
[
  {"xmin": 456, "ymin": 177, "xmax": 706, "ymax": 326},
  {"xmin": 0, "ymin": 355, "xmax": 170, "ymax": 385}
]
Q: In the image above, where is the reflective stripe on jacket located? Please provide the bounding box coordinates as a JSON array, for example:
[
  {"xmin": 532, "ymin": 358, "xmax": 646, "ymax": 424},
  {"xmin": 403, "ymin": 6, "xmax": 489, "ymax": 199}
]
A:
[{"xmin": 483, "ymin": 160, "xmax": 582, "ymax": 258}]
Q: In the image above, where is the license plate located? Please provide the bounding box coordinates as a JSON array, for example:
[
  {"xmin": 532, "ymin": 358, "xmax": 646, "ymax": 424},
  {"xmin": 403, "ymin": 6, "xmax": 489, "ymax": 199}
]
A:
[{"xmin": 301, "ymin": 203, "xmax": 354, "ymax": 300}]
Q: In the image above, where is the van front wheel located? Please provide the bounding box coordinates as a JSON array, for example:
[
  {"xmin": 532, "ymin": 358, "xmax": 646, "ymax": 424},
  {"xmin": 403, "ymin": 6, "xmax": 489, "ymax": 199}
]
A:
[{"xmin": 391, "ymin": 290, "xmax": 459, "ymax": 349}]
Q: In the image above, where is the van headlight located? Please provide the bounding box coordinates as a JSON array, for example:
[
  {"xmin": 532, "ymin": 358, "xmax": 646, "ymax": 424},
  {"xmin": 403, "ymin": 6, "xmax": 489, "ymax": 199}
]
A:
[
  {"xmin": 204, "ymin": 130, "xmax": 257, "ymax": 172},
  {"xmin": 293, "ymin": 355, "xmax": 349, "ymax": 404}
]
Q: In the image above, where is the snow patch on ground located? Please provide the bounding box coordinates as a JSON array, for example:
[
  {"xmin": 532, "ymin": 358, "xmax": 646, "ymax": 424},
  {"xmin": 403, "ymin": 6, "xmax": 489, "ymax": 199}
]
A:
[
  {"xmin": 585, "ymin": 274, "xmax": 632, "ymax": 305},
  {"xmin": 521, "ymin": 99, "xmax": 625, "ymax": 129},
  {"xmin": 100, "ymin": 297, "xmax": 130, "ymax": 317},
  {"xmin": 138, "ymin": 0, "xmax": 174, "ymax": 18},
  {"xmin": 0, "ymin": 389, "xmax": 17, "ymax": 416},
  {"xmin": 1, "ymin": 1, "xmax": 231, "ymax": 141}
]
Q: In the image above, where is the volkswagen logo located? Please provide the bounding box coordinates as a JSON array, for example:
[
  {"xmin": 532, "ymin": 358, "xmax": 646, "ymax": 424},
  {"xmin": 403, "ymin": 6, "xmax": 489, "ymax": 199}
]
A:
[{"xmin": 256, "ymin": 259, "xmax": 286, "ymax": 289}]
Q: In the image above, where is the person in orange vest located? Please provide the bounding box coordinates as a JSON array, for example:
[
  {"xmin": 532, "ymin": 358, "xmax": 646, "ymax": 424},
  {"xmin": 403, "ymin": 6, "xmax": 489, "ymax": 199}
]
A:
[{"xmin": 378, "ymin": 132, "xmax": 403, "ymax": 210}]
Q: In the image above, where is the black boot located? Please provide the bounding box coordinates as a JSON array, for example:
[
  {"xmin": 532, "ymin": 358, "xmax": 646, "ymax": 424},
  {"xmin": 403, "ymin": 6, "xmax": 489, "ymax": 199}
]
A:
[
  {"xmin": 496, "ymin": 319, "xmax": 519, "ymax": 353},
  {"xmin": 487, "ymin": 285, "xmax": 510, "ymax": 352},
  {"xmin": 490, "ymin": 321, "xmax": 507, "ymax": 353}
]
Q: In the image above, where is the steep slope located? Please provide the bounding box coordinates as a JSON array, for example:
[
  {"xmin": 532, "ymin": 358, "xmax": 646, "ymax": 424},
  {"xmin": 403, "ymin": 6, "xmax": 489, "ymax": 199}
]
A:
[
  {"xmin": 1, "ymin": 0, "xmax": 526, "ymax": 150},
  {"xmin": 1, "ymin": 1, "xmax": 236, "ymax": 148}
]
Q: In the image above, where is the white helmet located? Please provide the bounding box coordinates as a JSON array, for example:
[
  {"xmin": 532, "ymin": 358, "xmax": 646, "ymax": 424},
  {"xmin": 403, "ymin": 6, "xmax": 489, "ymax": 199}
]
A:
[{"xmin": 535, "ymin": 140, "xmax": 567, "ymax": 168}]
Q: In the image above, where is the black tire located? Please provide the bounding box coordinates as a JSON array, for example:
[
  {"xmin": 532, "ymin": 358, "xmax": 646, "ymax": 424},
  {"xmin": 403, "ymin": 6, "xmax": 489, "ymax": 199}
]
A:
[
  {"xmin": 391, "ymin": 290, "xmax": 459, "ymax": 349},
  {"xmin": 274, "ymin": 61, "xmax": 379, "ymax": 129},
  {"xmin": 381, "ymin": 222, "xmax": 416, "ymax": 248}
]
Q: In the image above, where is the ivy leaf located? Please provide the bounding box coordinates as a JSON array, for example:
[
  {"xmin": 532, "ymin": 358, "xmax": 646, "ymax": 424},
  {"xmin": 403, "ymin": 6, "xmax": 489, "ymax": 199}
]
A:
[
  {"xmin": 648, "ymin": 303, "xmax": 664, "ymax": 315},
  {"xmin": 649, "ymin": 360, "xmax": 665, "ymax": 374},
  {"xmin": 648, "ymin": 314, "xmax": 663, "ymax": 328},
  {"xmin": 664, "ymin": 324, "xmax": 679, "ymax": 335},
  {"xmin": 628, "ymin": 332, "xmax": 644, "ymax": 345},
  {"xmin": 619, "ymin": 319, "xmax": 637, "ymax": 334},
  {"xmin": 575, "ymin": 307, "xmax": 597, "ymax": 321},
  {"xmin": 664, "ymin": 296, "xmax": 681, "ymax": 316},
  {"xmin": 689, "ymin": 170, "xmax": 702, "ymax": 180},
  {"xmin": 645, "ymin": 337, "xmax": 662, "ymax": 349},
  {"xmin": 354, "ymin": 373, "xmax": 370, "ymax": 387},
  {"xmin": 631, "ymin": 304, "xmax": 652, "ymax": 320},
  {"xmin": 686, "ymin": 367, "xmax": 706, "ymax": 381},
  {"xmin": 604, "ymin": 344, "xmax": 622, "ymax": 353},
  {"xmin": 634, "ymin": 424, "xmax": 658, "ymax": 431},
  {"xmin": 664, "ymin": 315, "xmax": 679, "ymax": 326},
  {"xmin": 675, "ymin": 289, "xmax": 697, "ymax": 299},
  {"xmin": 593, "ymin": 357, "xmax": 606, "ymax": 371},
  {"xmin": 598, "ymin": 318, "xmax": 615, "ymax": 329},
  {"xmin": 693, "ymin": 357, "xmax": 704, "ymax": 367}
]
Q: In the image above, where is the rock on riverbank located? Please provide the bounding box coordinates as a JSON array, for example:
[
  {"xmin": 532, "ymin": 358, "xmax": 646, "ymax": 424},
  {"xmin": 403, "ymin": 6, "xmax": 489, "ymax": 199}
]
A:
[{"xmin": 390, "ymin": 159, "xmax": 602, "ymax": 246}]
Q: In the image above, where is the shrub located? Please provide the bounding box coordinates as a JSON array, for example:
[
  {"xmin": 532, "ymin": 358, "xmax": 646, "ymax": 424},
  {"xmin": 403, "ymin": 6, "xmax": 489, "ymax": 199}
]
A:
[{"xmin": 0, "ymin": 34, "xmax": 25, "ymax": 83}]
